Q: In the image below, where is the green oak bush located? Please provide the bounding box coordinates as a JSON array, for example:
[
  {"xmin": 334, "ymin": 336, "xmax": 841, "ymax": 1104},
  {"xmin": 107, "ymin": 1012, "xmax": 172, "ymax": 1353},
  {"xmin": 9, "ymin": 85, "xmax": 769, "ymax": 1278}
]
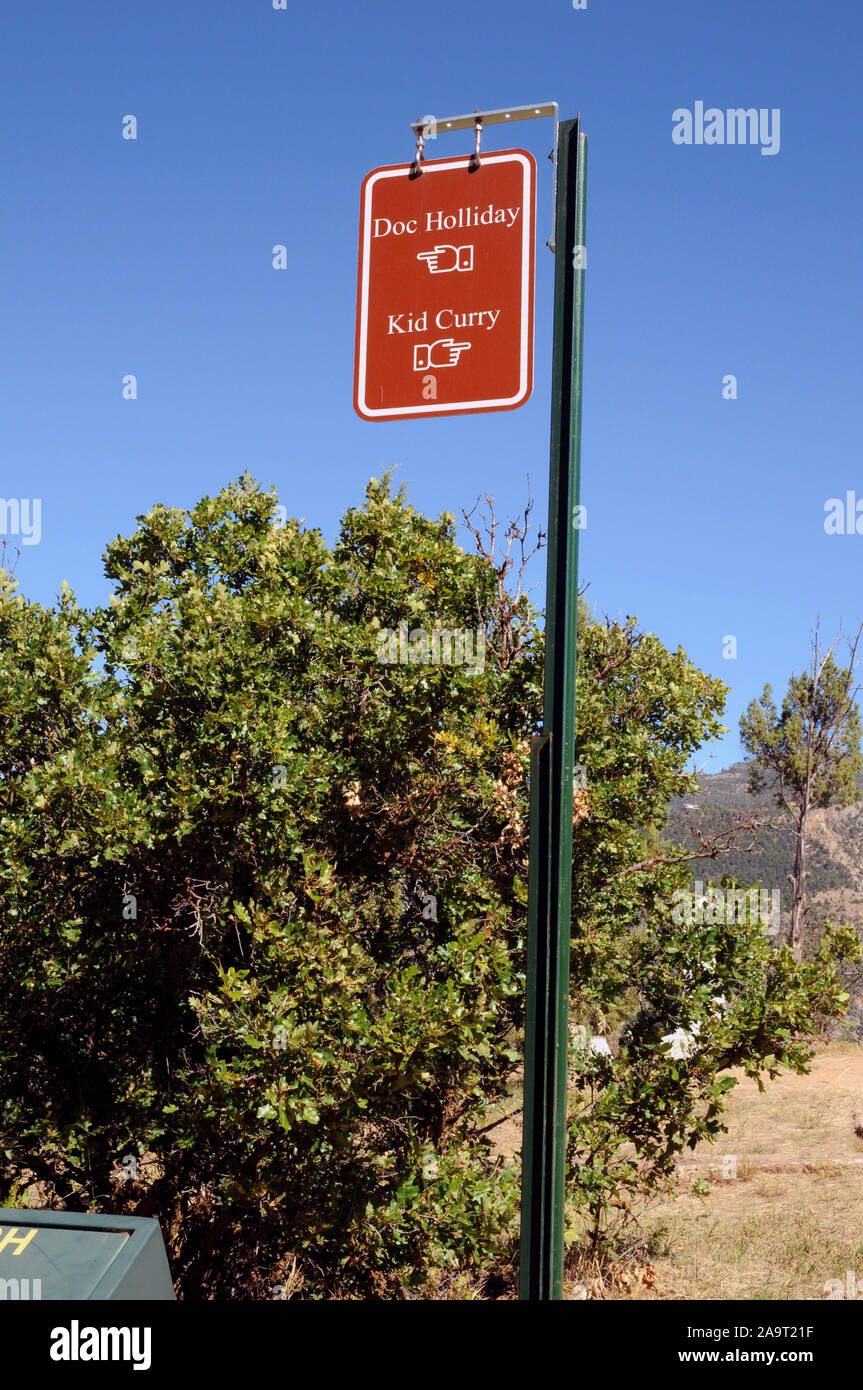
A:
[{"xmin": 0, "ymin": 476, "xmax": 528, "ymax": 1297}]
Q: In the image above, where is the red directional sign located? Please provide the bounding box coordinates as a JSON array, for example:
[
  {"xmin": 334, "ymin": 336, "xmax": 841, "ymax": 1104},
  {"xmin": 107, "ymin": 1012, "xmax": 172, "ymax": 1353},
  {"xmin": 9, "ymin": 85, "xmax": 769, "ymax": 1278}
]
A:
[{"xmin": 354, "ymin": 149, "xmax": 536, "ymax": 421}]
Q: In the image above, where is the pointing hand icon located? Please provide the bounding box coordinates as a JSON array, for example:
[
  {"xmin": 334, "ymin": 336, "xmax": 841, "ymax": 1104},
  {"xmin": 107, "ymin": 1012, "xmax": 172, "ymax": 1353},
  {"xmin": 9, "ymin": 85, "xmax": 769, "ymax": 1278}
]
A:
[
  {"xmin": 413, "ymin": 338, "xmax": 472, "ymax": 371},
  {"xmin": 416, "ymin": 244, "xmax": 475, "ymax": 274}
]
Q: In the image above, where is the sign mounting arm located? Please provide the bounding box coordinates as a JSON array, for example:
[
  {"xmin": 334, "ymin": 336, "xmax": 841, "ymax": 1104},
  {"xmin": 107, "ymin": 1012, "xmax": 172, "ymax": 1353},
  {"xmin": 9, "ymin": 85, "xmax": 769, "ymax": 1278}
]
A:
[{"xmin": 410, "ymin": 103, "xmax": 560, "ymax": 252}]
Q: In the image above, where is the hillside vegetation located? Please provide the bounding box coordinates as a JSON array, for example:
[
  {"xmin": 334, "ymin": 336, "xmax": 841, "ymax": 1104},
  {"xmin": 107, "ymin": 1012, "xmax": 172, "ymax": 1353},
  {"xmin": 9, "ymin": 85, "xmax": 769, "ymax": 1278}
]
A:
[{"xmin": 665, "ymin": 763, "xmax": 863, "ymax": 932}]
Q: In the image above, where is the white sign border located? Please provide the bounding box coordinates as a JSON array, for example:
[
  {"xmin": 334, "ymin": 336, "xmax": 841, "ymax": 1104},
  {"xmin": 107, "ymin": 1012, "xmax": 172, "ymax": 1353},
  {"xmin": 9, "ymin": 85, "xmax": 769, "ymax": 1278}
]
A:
[{"xmin": 355, "ymin": 150, "xmax": 535, "ymax": 421}]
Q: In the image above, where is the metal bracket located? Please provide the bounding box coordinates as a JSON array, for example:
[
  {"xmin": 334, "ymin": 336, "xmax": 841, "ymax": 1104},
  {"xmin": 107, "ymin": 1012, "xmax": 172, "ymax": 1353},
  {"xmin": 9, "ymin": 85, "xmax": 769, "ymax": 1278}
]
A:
[{"xmin": 410, "ymin": 102, "xmax": 561, "ymax": 252}]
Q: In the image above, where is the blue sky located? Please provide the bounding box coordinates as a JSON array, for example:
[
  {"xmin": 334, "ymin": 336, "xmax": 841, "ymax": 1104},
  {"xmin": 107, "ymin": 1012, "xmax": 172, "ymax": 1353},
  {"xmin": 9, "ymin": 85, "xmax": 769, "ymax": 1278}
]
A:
[{"xmin": 1, "ymin": 0, "xmax": 860, "ymax": 769}]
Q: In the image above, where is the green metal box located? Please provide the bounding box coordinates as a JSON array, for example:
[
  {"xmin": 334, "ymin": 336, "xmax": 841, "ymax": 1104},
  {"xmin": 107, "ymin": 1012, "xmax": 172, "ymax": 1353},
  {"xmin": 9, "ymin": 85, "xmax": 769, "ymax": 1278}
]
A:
[{"xmin": 0, "ymin": 1209, "xmax": 175, "ymax": 1300}]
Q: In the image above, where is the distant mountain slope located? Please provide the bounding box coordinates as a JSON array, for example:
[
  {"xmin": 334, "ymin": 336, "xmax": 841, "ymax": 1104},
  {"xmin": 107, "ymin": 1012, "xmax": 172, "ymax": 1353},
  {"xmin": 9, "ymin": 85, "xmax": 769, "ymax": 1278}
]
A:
[{"xmin": 664, "ymin": 762, "xmax": 863, "ymax": 932}]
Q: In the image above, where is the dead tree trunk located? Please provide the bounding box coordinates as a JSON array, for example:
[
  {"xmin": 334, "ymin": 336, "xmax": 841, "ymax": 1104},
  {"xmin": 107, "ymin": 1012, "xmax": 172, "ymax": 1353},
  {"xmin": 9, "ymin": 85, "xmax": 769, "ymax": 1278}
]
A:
[{"xmin": 788, "ymin": 800, "xmax": 809, "ymax": 963}]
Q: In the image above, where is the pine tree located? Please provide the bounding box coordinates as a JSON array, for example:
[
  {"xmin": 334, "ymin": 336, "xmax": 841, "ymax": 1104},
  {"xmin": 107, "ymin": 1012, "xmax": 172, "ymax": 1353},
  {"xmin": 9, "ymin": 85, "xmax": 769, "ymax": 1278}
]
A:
[{"xmin": 740, "ymin": 624, "xmax": 863, "ymax": 961}]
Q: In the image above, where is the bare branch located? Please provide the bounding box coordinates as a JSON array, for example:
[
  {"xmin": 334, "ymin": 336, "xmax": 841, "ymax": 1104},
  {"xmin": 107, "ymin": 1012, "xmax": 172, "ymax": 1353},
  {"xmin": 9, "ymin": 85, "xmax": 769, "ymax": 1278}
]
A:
[
  {"xmin": 461, "ymin": 483, "xmax": 547, "ymax": 670},
  {"xmin": 606, "ymin": 814, "xmax": 772, "ymax": 887}
]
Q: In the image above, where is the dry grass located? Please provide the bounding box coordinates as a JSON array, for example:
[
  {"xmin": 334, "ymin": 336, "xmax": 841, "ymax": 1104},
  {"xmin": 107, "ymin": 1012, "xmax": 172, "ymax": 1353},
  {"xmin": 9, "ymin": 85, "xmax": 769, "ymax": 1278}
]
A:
[
  {"xmin": 625, "ymin": 1043, "xmax": 863, "ymax": 1300},
  {"xmin": 478, "ymin": 1043, "xmax": 863, "ymax": 1299}
]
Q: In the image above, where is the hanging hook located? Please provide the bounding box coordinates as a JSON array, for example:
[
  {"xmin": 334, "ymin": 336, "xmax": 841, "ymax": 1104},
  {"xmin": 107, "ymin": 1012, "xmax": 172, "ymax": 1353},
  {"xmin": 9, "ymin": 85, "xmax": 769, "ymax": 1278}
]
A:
[
  {"xmin": 411, "ymin": 119, "xmax": 426, "ymax": 178},
  {"xmin": 470, "ymin": 114, "xmax": 483, "ymax": 171}
]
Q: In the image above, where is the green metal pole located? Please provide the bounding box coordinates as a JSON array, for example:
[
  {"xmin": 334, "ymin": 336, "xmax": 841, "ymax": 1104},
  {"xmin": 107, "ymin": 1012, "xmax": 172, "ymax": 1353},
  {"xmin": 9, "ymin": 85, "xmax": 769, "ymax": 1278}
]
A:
[{"xmin": 519, "ymin": 116, "xmax": 587, "ymax": 1301}]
